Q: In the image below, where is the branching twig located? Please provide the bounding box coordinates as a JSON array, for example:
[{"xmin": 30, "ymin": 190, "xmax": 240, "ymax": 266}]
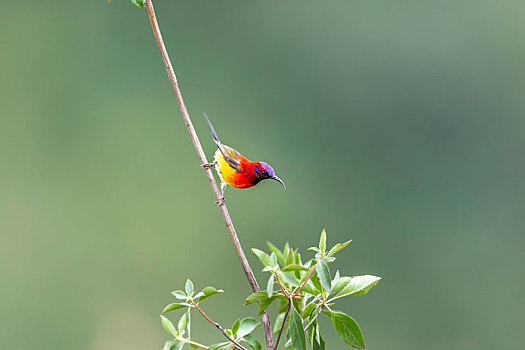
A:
[
  {"xmin": 274, "ymin": 266, "xmax": 316, "ymax": 349},
  {"xmin": 275, "ymin": 274, "xmax": 290, "ymax": 299},
  {"xmin": 273, "ymin": 299, "xmax": 291, "ymax": 350},
  {"xmin": 304, "ymin": 305, "xmax": 324, "ymax": 332},
  {"xmin": 181, "ymin": 339, "xmax": 209, "ymax": 349},
  {"xmin": 284, "ymin": 304, "xmax": 325, "ymax": 348},
  {"xmin": 292, "ymin": 265, "xmax": 316, "ymax": 298},
  {"xmin": 191, "ymin": 301, "xmax": 248, "ymax": 350},
  {"xmin": 143, "ymin": 1, "xmax": 273, "ymax": 348}
]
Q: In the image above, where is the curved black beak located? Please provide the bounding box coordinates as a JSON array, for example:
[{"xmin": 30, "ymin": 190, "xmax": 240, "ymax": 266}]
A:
[{"xmin": 271, "ymin": 176, "xmax": 286, "ymax": 189}]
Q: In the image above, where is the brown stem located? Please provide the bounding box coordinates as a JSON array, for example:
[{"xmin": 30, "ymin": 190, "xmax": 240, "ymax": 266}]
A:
[
  {"xmin": 304, "ymin": 305, "xmax": 324, "ymax": 332},
  {"xmin": 292, "ymin": 265, "xmax": 316, "ymax": 298},
  {"xmin": 192, "ymin": 301, "xmax": 248, "ymax": 350},
  {"xmin": 273, "ymin": 299, "xmax": 291, "ymax": 350},
  {"xmin": 275, "ymin": 274, "xmax": 290, "ymax": 299},
  {"xmin": 143, "ymin": 1, "xmax": 273, "ymax": 348}
]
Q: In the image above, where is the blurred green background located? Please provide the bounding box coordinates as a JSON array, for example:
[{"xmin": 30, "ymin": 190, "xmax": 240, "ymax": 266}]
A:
[{"xmin": 1, "ymin": 0, "xmax": 524, "ymax": 349}]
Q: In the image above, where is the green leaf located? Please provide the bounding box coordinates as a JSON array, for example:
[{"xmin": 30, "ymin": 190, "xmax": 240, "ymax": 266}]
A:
[
  {"xmin": 307, "ymin": 320, "xmax": 322, "ymax": 348},
  {"xmin": 267, "ymin": 274, "xmax": 275, "ymax": 298},
  {"xmin": 237, "ymin": 317, "xmax": 259, "ymax": 338},
  {"xmin": 282, "ymin": 264, "xmax": 309, "ymax": 272},
  {"xmin": 177, "ymin": 312, "xmax": 187, "ymax": 333},
  {"xmin": 327, "ymin": 239, "xmax": 352, "ymax": 258},
  {"xmin": 258, "ymin": 295, "xmax": 277, "ymax": 315},
  {"xmin": 316, "ymin": 260, "xmax": 332, "ymax": 294},
  {"xmin": 245, "ymin": 292, "xmax": 277, "ymax": 314},
  {"xmin": 267, "ymin": 241, "xmax": 285, "ymax": 265},
  {"xmin": 270, "ymin": 252, "xmax": 278, "ymax": 266},
  {"xmin": 295, "ymin": 252, "xmax": 302, "ymax": 265},
  {"xmin": 231, "ymin": 319, "xmax": 241, "ymax": 338},
  {"xmin": 242, "ymin": 334, "xmax": 262, "ymax": 350},
  {"xmin": 162, "ymin": 303, "xmax": 189, "ymax": 314},
  {"xmin": 278, "ymin": 271, "xmax": 299, "ymax": 287},
  {"xmin": 331, "ymin": 310, "xmax": 365, "ymax": 349},
  {"xmin": 310, "ymin": 270, "xmax": 323, "ymax": 292},
  {"xmin": 186, "ymin": 309, "xmax": 191, "ymax": 342},
  {"xmin": 252, "ymin": 248, "xmax": 272, "ymax": 267},
  {"xmin": 130, "ymin": 0, "xmax": 145, "ymax": 8},
  {"xmin": 294, "ymin": 253, "xmax": 303, "ymax": 278},
  {"xmin": 331, "ymin": 276, "xmax": 352, "ymax": 294},
  {"xmin": 302, "ymin": 302, "xmax": 317, "ymax": 320},
  {"xmin": 295, "ymin": 268, "xmax": 318, "ymax": 295},
  {"xmin": 273, "ymin": 312, "xmax": 287, "ymax": 335},
  {"xmin": 285, "ymin": 248, "xmax": 295, "ymax": 266},
  {"xmin": 300, "ymin": 282, "xmax": 317, "ymax": 295},
  {"xmin": 185, "ymin": 279, "xmax": 194, "ymax": 295},
  {"xmin": 319, "ymin": 229, "xmax": 327, "ymax": 257},
  {"xmin": 193, "ymin": 292, "xmax": 205, "ymax": 300},
  {"xmin": 163, "ymin": 341, "xmax": 184, "ymax": 350},
  {"xmin": 171, "ymin": 290, "xmax": 187, "ymax": 300},
  {"xmin": 331, "ymin": 270, "xmax": 341, "ymax": 291},
  {"xmin": 312, "ymin": 331, "xmax": 325, "ymax": 350},
  {"xmin": 160, "ymin": 315, "xmax": 178, "ymax": 337},
  {"xmin": 334, "ymin": 275, "xmax": 381, "ymax": 299},
  {"xmin": 245, "ymin": 291, "xmax": 268, "ymax": 305},
  {"xmin": 289, "ymin": 305, "xmax": 307, "ymax": 350},
  {"xmin": 277, "ymin": 298, "xmax": 289, "ymax": 314},
  {"xmin": 198, "ymin": 287, "xmax": 224, "ymax": 302},
  {"xmin": 208, "ymin": 342, "xmax": 230, "ymax": 350}
]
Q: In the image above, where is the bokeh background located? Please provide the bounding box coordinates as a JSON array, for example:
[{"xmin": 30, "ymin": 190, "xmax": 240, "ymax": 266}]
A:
[{"xmin": 1, "ymin": 0, "xmax": 524, "ymax": 349}]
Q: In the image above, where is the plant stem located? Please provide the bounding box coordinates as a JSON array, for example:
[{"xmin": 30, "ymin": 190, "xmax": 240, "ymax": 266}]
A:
[
  {"xmin": 182, "ymin": 338, "xmax": 209, "ymax": 349},
  {"xmin": 143, "ymin": 1, "xmax": 273, "ymax": 348},
  {"xmin": 273, "ymin": 299, "xmax": 291, "ymax": 350},
  {"xmin": 275, "ymin": 274, "xmax": 290, "ymax": 299},
  {"xmin": 304, "ymin": 305, "xmax": 324, "ymax": 332},
  {"xmin": 191, "ymin": 301, "xmax": 248, "ymax": 350},
  {"xmin": 292, "ymin": 265, "xmax": 316, "ymax": 297}
]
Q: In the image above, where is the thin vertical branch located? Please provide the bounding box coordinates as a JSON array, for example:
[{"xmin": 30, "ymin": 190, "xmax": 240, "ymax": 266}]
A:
[
  {"xmin": 143, "ymin": 1, "xmax": 273, "ymax": 348},
  {"xmin": 273, "ymin": 299, "xmax": 291, "ymax": 350}
]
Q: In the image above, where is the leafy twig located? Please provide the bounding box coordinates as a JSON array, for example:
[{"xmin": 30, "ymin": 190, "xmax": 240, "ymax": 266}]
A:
[
  {"xmin": 274, "ymin": 266, "xmax": 316, "ymax": 349},
  {"xmin": 143, "ymin": 1, "xmax": 273, "ymax": 348},
  {"xmin": 292, "ymin": 265, "xmax": 316, "ymax": 297},
  {"xmin": 304, "ymin": 305, "xmax": 324, "ymax": 332},
  {"xmin": 181, "ymin": 339, "xmax": 209, "ymax": 349},
  {"xmin": 191, "ymin": 301, "xmax": 248, "ymax": 350},
  {"xmin": 275, "ymin": 274, "xmax": 291, "ymax": 299}
]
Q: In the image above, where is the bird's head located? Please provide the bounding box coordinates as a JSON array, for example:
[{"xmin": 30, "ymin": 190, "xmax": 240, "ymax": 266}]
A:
[{"xmin": 253, "ymin": 162, "xmax": 286, "ymax": 189}]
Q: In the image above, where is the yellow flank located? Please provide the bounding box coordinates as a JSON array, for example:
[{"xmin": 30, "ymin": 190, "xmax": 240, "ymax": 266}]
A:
[{"xmin": 214, "ymin": 149, "xmax": 237, "ymax": 187}]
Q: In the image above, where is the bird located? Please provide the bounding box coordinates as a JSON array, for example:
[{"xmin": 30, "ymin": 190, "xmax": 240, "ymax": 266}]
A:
[{"xmin": 202, "ymin": 113, "xmax": 285, "ymax": 201}]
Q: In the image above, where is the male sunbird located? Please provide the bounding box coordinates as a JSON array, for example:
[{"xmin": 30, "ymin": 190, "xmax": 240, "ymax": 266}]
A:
[{"xmin": 202, "ymin": 113, "xmax": 286, "ymax": 199}]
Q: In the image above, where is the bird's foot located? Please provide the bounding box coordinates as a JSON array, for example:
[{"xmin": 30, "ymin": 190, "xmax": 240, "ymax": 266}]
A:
[
  {"xmin": 215, "ymin": 196, "xmax": 225, "ymax": 206},
  {"xmin": 202, "ymin": 162, "xmax": 215, "ymax": 169}
]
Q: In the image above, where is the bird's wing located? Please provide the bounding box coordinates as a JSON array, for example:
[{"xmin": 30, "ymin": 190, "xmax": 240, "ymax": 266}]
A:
[{"xmin": 216, "ymin": 142, "xmax": 243, "ymax": 172}]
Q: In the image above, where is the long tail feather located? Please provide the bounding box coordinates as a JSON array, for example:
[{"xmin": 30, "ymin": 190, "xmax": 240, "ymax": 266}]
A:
[
  {"xmin": 204, "ymin": 113, "xmax": 221, "ymax": 144},
  {"xmin": 204, "ymin": 113, "xmax": 240, "ymax": 169}
]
